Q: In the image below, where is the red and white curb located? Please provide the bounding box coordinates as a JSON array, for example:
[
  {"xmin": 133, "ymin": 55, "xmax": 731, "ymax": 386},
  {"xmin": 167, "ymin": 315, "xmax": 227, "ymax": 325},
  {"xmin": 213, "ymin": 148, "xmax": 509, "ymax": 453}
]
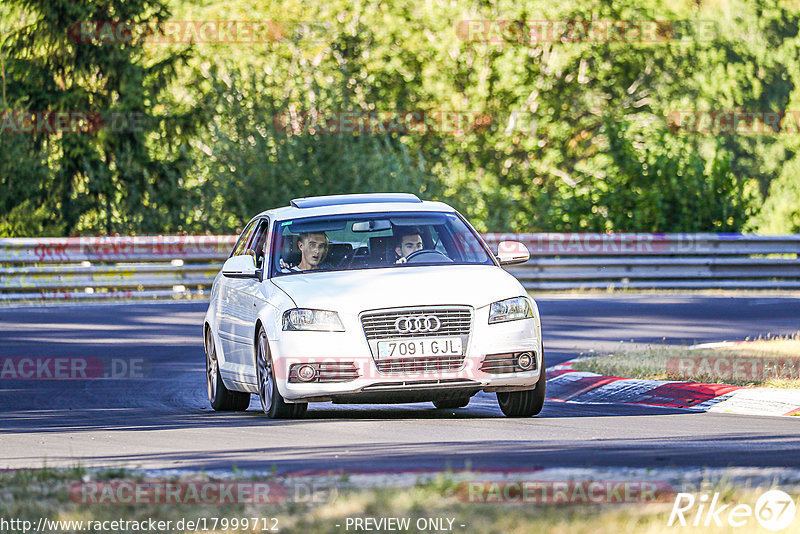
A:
[{"xmin": 546, "ymin": 361, "xmax": 800, "ymax": 417}]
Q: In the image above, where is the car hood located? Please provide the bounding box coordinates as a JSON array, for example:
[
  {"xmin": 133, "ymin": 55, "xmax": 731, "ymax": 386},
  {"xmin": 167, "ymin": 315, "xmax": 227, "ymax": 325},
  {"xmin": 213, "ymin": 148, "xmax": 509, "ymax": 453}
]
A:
[{"xmin": 270, "ymin": 264, "xmax": 524, "ymax": 315}]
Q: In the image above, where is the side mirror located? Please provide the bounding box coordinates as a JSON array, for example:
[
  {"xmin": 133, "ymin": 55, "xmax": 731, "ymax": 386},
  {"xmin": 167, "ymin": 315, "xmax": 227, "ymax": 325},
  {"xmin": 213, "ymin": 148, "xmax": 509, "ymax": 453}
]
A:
[
  {"xmin": 496, "ymin": 240, "xmax": 530, "ymax": 266},
  {"xmin": 222, "ymin": 255, "xmax": 260, "ymax": 279}
]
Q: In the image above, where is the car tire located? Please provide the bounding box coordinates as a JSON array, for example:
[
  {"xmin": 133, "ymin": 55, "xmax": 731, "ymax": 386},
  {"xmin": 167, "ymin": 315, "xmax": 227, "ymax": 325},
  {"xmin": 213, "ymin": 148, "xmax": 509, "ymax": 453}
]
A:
[
  {"xmin": 256, "ymin": 328, "xmax": 307, "ymax": 419},
  {"xmin": 433, "ymin": 397, "xmax": 471, "ymax": 409},
  {"xmin": 496, "ymin": 351, "xmax": 546, "ymax": 417},
  {"xmin": 206, "ymin": 327, "xmax": 251, "ymax": 411}
]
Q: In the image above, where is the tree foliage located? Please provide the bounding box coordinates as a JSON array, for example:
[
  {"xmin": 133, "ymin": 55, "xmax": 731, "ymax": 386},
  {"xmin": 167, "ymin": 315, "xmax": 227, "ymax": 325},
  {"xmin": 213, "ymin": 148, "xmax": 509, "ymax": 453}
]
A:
[
  {"xmin": 1, "ymin": 0, "xmax": 199, "ymax": 235},
  {"xmin": 1, "ymin": 0, "xmax": 799, "ymax": 235}
]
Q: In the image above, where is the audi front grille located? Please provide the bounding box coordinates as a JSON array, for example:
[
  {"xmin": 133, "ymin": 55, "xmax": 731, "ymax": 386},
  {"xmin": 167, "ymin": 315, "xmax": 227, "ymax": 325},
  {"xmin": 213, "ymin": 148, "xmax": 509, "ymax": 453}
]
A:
[
  {"xmin": 360, "ymin": 306, "xmax": 471, "ymax": 340},
  {"xmin": 360, "ymin": 306, "xmax": 472, "ymax": 375}
]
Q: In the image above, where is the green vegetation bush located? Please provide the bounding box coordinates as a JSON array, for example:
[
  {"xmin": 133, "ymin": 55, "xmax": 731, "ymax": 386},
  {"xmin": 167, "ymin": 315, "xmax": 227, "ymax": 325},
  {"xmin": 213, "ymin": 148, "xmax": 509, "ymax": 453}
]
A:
[{"xmin": 1, "ymin": 0, "xmax": 799, "ymax": 235}]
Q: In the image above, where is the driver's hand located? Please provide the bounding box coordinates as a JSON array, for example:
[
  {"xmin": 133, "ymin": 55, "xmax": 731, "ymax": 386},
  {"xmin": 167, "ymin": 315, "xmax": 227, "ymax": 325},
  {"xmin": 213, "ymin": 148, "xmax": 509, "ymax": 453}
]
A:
[
  {"xmin": 395, "ymin": 257, "xmax": 407, "ymax": 264},
  {"xmin": 279, "ymin": 258, "xmax": 294, "ymax": 270}
]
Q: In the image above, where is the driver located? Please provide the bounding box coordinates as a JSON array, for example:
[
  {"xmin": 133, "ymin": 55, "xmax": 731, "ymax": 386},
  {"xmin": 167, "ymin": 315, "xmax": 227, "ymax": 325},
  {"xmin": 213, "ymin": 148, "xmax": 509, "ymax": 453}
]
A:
[
  {"xmin": 394, "ymin": 227, "xmax": 424, "ymax": 264},
  {"xmin": 281, "ymin": 232, "xmax": 328, "ymax": 271}
]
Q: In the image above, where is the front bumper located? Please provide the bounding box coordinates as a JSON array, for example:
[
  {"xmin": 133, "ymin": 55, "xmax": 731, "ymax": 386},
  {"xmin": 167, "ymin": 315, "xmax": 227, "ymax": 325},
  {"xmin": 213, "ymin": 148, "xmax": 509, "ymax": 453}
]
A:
[{"xmin": 269, "ymin": 308, "xmax": 542, "ymax": 402}]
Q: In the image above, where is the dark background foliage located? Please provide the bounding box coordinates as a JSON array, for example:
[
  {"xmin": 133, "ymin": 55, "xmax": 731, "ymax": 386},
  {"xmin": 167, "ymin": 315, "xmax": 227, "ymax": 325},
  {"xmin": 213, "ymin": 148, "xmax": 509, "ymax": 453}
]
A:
[{"xmin": 1, "ymin": 0, "xmax": 798, "ymax": 235}]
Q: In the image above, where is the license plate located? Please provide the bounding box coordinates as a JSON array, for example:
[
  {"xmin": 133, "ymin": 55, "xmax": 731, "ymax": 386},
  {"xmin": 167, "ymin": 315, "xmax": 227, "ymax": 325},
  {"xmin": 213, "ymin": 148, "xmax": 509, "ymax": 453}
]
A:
[{"xmin": 377, "ymin": 337, "xmax": 462, "ymax": 359}]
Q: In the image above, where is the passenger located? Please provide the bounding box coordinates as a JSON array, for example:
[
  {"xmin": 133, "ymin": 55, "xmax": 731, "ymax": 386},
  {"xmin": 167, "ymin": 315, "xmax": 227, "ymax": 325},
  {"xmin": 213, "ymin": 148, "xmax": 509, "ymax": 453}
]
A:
[
  {"xmin": 394, "ymin": 227, "xmax": 424, "ymax": 264},
  {"xmin": 281, "ymin": 232, "xmax": 329, "ymax": 271}
]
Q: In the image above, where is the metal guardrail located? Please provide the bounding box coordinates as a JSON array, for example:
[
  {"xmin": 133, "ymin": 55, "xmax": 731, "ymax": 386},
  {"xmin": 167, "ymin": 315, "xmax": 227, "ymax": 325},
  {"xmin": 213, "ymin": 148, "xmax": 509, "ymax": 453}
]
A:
[
  {"xmin": 0, "ymin": 236, "xmax": 235, "ymax": 301},
  {"xmin": 1, "ymin": 234, "xmax": 799, "ymax": 301}
]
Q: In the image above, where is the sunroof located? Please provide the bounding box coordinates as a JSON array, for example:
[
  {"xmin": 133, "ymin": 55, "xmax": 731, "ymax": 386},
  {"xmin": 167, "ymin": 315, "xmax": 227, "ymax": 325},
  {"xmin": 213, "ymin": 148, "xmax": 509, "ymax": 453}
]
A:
[{"xmin": 290, "ymin": 193, "xmax": 422, "ymax": 209}]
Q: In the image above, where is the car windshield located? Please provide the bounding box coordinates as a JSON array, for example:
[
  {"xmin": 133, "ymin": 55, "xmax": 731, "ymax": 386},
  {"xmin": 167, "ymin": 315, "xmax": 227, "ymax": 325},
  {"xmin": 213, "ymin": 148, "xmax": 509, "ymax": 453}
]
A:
[{"xmin": 270, "ymin": 211, "xmax": 494, "ymax": 276}]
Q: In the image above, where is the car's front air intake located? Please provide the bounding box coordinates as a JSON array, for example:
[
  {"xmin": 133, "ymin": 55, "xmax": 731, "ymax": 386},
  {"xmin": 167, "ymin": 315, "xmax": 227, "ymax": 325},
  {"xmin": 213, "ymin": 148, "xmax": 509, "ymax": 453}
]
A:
[{"xmin": 374, "ymin": 356, "xmax": 464, "ymax": 374}]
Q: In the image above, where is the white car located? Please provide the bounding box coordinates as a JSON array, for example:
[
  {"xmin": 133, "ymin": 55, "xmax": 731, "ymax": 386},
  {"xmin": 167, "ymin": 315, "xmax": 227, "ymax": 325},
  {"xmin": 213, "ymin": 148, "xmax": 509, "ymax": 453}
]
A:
[{"xmin": 203, "ymin": 193, "xmax": 545, "ymax": 418}]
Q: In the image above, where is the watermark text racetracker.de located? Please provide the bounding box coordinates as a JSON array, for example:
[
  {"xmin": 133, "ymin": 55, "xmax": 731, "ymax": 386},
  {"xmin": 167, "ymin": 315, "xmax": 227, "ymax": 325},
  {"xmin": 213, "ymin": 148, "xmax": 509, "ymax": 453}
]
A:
[
  {"xmin": 66, "ymin": 20, "xmax": 338, "ymax": 45},
  {"xmin": 69, "ymin": 480, "xmax": 334, "ymax": 504},
  {"xmin": 667, "ymin": 355, "xmax": 800, "ymax": 382},
  {"xmin": 0, "ymin": 357, "xmax": 146, "ymax": 380},
  {"xmin": 24, "ymin": 235, "xmax": 237, "ymax": 263},
  {"xmin": 668, "ymin": 110, "xmax": 800, "ymax": 135},
  {"xmin": 483, "ymin": 233, "xmax": 703, "ymax": 255},
  {"xmin": 455, "ymin": 19, "xmax": 718, "ymax": 44},
  {"xmin": 0, "ymin": 110, "xmax": 153, "ymax": 134},
  {"xmin": 458, "ymin": 480, "xmax": 674, "ymax": 504},
  {"xmin": 0, "ymin": 516, "xmax": 281, "ymax": 533},
  {"xmin": 67, "ymin": 20, "xmax": 284, "ymax": 44},
  {"xmin": 272, "ymin": 110, "xmax": 495, "ymax": 136}
]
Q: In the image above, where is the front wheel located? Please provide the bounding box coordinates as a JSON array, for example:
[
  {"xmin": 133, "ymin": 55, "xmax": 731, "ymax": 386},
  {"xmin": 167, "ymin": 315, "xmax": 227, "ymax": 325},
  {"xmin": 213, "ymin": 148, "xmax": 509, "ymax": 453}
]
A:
[
  {"xmin": 256, "ymin": 328, "xmax": 307, "ymax": 419},
  {"xmin": 205, "ymin": 327, "xmax": 250, "ymax": 411},
  {"xmin": 496, "ymin": 352, "xmax": 546, "ymax": 417}
]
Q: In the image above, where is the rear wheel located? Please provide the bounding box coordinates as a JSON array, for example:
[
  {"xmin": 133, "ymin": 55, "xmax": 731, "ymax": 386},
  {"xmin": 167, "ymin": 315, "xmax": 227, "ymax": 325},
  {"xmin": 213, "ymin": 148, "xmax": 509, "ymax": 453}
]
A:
[
  {"xmin": 433, "ymin": 397, "xmax": 471, "ymax": 410},
  {"xmin": 205, "ymin": 327, "xmax": 250, "ymax": 411},
  {"xmin": 496, "ymin": 352, "xmax": 546, "ymax": 417},
  {"xmin": 256, "ymin": 328, "xmax": 307, "ymax": 419}
]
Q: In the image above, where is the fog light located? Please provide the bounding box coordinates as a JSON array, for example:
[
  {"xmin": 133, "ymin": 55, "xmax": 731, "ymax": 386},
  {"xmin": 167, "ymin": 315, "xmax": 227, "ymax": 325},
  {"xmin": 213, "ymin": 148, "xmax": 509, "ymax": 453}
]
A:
[
  {"xmin": 517, "ymin": 352, "xmax": 534, "ymax": 371},
  {"xmin": 296, "ymin": 364, "xmax": 318, "ymax": 382}
]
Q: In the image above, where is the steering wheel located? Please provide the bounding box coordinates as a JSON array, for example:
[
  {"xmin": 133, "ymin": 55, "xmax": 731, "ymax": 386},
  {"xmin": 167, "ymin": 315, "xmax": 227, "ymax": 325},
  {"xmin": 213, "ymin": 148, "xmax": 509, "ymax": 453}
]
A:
[{"xmin": 404, "ymin": 249, "xmax": 452, "ymax": 263}]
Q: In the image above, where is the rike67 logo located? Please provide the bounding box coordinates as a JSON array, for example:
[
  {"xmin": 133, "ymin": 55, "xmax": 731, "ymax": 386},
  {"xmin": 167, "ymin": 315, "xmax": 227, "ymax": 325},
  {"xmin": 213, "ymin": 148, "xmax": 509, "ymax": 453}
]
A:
[{"xmin": 668, "ymin": 490, "xmax": 796, "ymax": 531}]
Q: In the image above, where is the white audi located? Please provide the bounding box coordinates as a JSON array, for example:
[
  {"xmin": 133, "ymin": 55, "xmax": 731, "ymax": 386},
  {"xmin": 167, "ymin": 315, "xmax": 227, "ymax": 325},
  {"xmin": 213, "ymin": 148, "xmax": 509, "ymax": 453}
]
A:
[{"xmin": 203, "ymin": 193, "xmax": 545, "ymax": 418}]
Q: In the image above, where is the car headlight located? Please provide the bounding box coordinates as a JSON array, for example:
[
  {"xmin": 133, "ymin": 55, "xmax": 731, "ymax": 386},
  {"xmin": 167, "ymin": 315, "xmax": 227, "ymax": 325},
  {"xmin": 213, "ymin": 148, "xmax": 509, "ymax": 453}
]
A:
[
  {"xmin": 488, "ymin": 297, "xmax": 534, "ymax": 324},
  {"xmin": 282, "ymin": 308, "xmax": 345, "ymax": 331}
]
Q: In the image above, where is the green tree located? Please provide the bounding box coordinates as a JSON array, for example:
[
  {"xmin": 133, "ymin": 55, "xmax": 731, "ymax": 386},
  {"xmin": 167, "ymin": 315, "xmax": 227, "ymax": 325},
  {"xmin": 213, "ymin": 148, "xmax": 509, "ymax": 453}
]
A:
[
  {"xmin": 1, "ymin": 0, "xmax": 200, "ymax": 236},
  {"xmin": 191, "ymin": 66, "xmax": 439, "ymax": 231},
  {"xmin": 4, "ymin": 0, "xmax": 800, "ymax": 235}
]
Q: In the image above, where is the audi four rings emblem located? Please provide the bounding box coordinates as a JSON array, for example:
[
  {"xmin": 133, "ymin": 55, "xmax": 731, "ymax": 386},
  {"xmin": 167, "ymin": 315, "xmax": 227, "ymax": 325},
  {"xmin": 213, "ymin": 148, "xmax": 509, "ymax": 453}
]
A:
[{"xmin": 394, "ymin": 315, "xmax": 441, "ymax": 333}]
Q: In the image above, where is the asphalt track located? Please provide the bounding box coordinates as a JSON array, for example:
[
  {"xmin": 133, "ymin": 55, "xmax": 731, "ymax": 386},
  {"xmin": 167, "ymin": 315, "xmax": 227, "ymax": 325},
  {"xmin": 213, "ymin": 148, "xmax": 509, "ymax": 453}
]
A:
[{"xmin": 1, "ymin": 295, "xmax": 799, "ymax": 474}]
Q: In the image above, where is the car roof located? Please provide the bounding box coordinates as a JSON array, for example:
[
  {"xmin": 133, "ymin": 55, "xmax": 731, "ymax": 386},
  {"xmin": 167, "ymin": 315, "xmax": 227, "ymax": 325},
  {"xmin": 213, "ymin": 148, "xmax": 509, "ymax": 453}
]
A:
[{"xmin": 254, "ymin": 193, "xmax": 457, "ymax": 221}]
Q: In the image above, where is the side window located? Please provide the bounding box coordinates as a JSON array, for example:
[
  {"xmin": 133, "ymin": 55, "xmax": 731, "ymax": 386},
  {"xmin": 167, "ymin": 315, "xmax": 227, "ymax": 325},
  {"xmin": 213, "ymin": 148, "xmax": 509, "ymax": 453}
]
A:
[
  {"xmin": 231, "ymin": 220, "xmax": 257, "ymax": 258},
  {"xmin": 247, "ymin": 218, "xmax": 271, "ymax": 269}
]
